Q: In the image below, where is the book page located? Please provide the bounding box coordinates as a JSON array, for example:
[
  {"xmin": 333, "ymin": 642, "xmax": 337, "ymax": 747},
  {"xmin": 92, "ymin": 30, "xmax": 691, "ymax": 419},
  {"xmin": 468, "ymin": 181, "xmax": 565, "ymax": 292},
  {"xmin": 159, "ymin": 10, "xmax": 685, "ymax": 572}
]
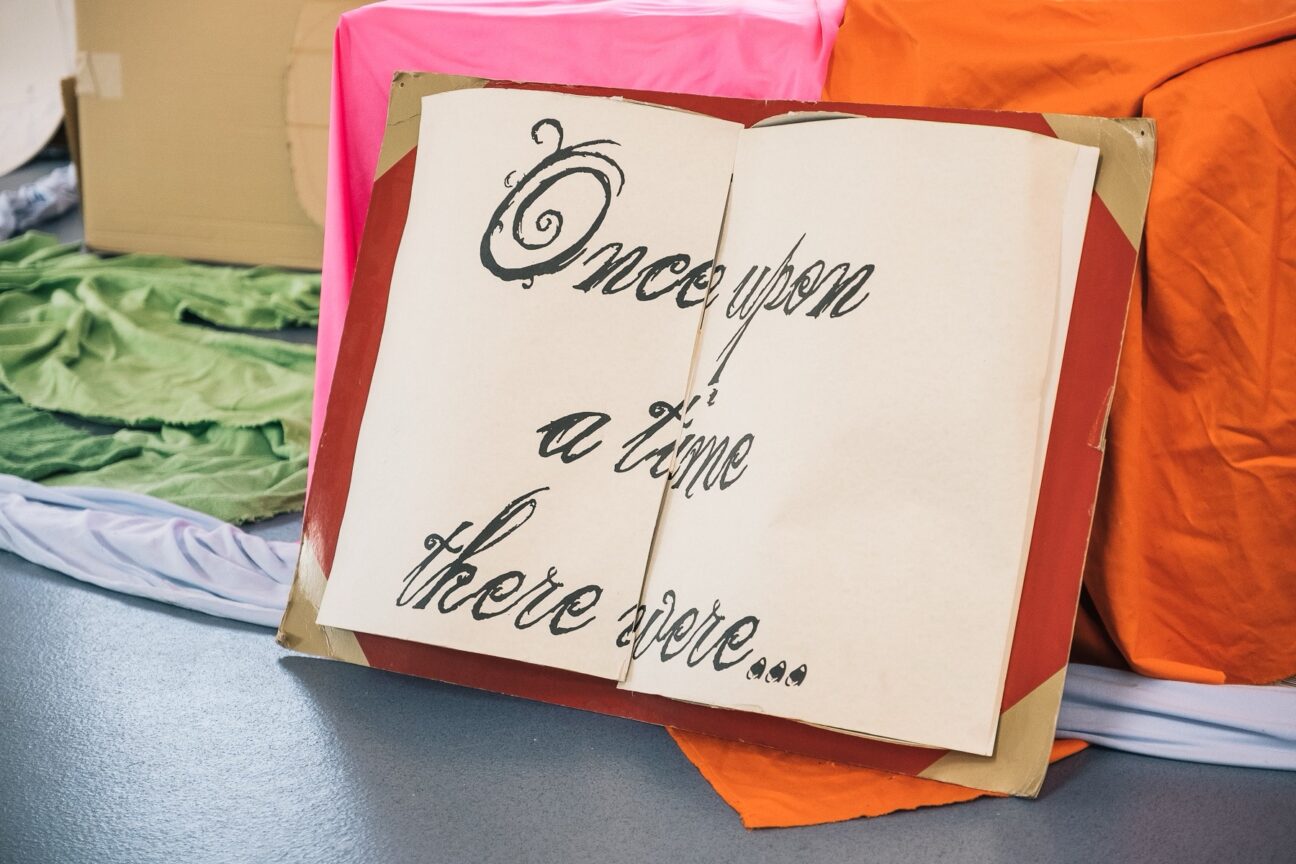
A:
[
  {"xmin": 317, "ymin": 89, "xmax": 741, "ymax": 680},
  {"xmin": 619, "ymin": 116, "xmax": 1098, "ymax": 755}
]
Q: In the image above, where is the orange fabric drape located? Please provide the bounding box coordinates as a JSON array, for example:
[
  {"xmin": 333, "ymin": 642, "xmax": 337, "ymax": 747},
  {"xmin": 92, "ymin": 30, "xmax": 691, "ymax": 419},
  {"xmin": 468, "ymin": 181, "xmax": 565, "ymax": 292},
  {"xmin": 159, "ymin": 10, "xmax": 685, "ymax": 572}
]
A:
[
  {"xmin": 823, "ymin": 0, "xmax": 1296, "ymax": 118},
  {"xmin": 822, "ymin": 0, "xmax": 1296, "ymax": 687},
  {"xmin": 671, "ymin": 0, "xmax": 1296, "ymax": 828},
  {"xmin": 1089, "ymin": 37, "xmax": 1296, "ymax": 685}
]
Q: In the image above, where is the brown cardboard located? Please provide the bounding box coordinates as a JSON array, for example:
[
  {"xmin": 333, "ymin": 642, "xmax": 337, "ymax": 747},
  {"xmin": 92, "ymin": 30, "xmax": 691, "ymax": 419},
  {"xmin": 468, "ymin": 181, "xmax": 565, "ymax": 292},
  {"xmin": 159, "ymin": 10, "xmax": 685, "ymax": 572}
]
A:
[
  {"xmin": 59, "ymin": 76, "xmax": 81, "ymax": 182},
  {"xmin": 287, "ymin": 1, "xmax": 364, "ymax": 228},
  {"xmin": 73, "ymin": 0, "xmax": 367, "ymax": 268}
]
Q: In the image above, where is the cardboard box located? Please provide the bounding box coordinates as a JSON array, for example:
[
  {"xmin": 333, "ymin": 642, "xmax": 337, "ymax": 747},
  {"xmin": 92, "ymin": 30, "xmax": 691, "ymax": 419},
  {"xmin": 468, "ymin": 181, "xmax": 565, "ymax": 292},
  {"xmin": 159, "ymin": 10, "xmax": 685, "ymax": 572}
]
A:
[{"xmin": 74, "ymin": 1, "xmax": 365, "ymax": 268}]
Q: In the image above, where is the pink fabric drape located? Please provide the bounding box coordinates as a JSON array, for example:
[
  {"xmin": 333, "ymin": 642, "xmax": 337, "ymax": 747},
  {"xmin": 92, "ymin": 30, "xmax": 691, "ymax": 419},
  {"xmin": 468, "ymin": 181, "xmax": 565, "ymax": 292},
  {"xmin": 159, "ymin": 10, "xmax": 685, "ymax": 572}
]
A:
[{"xmin": 310, "ymin": 0, "xmax": 846, "ymax": 474}]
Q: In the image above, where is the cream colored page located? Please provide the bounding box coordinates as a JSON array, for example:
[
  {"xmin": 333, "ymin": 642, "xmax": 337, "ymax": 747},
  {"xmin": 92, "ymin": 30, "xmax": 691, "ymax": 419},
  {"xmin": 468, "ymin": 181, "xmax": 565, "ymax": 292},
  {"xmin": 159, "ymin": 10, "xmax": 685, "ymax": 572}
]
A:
[
  {"xmin": 989, "ymin": 144, "xmax": 1099, "ymax": 696},
  {"xmin": 619, "ymin": 117, "xmax": 1097, "ymax": 755},
  {"xmin": 317, "ymin": 90, "xmax": 742, "ymax": 680}
]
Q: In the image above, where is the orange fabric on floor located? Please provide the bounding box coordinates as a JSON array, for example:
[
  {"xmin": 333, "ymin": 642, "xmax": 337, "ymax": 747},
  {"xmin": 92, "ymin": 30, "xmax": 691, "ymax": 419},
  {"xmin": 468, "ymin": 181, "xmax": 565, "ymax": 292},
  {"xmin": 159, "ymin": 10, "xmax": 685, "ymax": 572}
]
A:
[
  {"xmin": 822, "ymin": 0, "xmax": 1296, "ymax": 684},
  {"xmin": 669, "ymin": 1, "xmax": 1295, "ymax": 829},
  {"xmin": 670, "ymin": 730, "xmax": 1087, "ymax": 829}
]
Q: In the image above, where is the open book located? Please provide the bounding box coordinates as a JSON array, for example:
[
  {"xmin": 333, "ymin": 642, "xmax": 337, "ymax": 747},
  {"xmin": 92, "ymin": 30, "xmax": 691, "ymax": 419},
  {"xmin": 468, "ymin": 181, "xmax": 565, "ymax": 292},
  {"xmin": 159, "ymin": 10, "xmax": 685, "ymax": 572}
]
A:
[{"xmin": 312, "ymin": 87, "xmax": 1100, "ymax": 758}]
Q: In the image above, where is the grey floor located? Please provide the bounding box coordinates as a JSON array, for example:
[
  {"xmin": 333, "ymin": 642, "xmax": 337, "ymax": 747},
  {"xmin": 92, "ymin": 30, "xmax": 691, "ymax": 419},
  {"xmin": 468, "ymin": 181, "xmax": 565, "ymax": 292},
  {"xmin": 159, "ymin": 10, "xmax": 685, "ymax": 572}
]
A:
[{"xmin": 2, "ymin": 159, "xmax": 1295, "ymax": 864}]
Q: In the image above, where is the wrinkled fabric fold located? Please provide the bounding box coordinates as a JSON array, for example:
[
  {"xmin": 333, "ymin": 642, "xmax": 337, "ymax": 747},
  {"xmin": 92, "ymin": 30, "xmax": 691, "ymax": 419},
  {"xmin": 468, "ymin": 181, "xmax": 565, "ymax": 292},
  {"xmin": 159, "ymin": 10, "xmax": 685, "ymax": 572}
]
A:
[
  {"xmin": 1057, "ymin": 664, "xmax": 1296, "ymax": 771},
  {"xmin": 0, "ymin": 232, "xmax": 319, "ymax": 522},
  {"xmin": 0, "ymin": 475, "xmax": 296, "ymax": 627}
]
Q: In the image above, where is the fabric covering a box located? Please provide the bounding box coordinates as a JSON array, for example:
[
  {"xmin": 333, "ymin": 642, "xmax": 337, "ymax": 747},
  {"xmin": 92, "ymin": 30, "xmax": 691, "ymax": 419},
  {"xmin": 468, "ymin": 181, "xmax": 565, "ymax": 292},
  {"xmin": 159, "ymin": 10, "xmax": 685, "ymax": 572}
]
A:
[{"xmin": 309, "ymin": 0, "xmax": 846, "ymax": 468}]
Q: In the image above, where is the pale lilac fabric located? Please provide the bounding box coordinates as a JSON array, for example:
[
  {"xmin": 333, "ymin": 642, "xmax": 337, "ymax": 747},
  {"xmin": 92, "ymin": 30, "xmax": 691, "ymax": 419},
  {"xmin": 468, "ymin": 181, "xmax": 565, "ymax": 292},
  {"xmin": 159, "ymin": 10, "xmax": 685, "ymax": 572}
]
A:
[
  {"xmin": 0, "ymin": 475, "xmax": 297, "ymax": 627},
  {"xmin": 1057, "ymin": 664, "xmax": 1296, "ymax": 771},
  {"xmin": 311, "ymin": 0, "xmax": 847, "ymax": 474}
]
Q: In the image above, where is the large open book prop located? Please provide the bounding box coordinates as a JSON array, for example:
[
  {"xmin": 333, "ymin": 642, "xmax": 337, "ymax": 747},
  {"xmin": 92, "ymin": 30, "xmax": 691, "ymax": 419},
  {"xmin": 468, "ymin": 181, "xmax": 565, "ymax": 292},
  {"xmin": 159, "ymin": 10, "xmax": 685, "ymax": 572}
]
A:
[{"xmin": 280, "ymin": 73, "xmax": 1154, "ymax": 796}]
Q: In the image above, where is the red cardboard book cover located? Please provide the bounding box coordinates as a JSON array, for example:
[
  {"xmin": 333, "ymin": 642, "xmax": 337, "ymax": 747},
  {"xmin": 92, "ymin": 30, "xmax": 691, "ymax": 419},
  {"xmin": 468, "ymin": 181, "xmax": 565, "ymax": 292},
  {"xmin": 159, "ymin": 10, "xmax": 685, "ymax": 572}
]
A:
[{"xmin": 279, "ymin": 72, "xmax": 1154, "ymax": 796}]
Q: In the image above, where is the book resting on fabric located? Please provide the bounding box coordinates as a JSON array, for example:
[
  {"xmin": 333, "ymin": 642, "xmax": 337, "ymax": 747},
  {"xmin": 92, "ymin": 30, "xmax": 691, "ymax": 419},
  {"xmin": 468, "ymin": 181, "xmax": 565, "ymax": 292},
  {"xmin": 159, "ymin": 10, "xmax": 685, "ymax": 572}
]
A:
[{"xmin": 281, "ymin": 75, "xmax": 1154, "ymax": 796}]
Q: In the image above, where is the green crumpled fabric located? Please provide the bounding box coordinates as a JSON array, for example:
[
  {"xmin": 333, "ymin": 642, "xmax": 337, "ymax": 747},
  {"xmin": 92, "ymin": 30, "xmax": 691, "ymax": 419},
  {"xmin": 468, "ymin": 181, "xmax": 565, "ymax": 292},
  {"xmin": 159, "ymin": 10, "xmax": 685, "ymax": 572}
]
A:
[{"xmin": 0, "ymin": 232, "xmax": 319, "ymax": 523}]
